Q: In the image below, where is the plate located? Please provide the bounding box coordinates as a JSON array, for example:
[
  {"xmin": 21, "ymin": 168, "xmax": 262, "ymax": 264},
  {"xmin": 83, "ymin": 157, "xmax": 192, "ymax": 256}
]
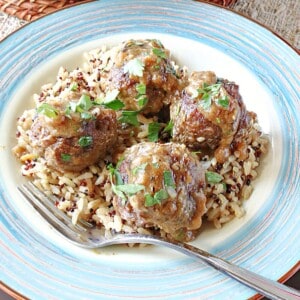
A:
[{"xmin": 0, "ymin": 1, "xmax": 299, "ymax": 299}]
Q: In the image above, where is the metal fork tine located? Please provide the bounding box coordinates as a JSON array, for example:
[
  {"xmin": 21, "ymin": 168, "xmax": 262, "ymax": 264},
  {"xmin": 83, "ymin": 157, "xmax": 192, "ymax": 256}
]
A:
[
  {"xmin": 27, "ymin": 182, "xmax": 89, "ymax": 231},
  {"xmin": 18, "ymin": 185, "xmax": 78, "ymax": 238},
  {"xmin": 18, "ymin": 182, "xmax": 87, "ymax": 237},
  {"xmin": 29, "ymin": 182, "xmax": 93, "ymax": 229}
]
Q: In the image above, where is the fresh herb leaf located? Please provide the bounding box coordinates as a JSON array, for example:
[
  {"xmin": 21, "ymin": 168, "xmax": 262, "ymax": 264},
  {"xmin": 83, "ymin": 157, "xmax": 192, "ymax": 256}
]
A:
[
  {"xmin": 136, "ymin": 83, "xmax": 146, "ymax": 95},
  {"xmin": 136, "ymin": 95, "xmax": 148, "ymax": 107},
  {"xmin": 152, "ymin": 162, "xmax": 160, "ymax": 169},
  {"xmin": 65, "ymin": 94, "xmax": 94, "ymax": 119},
  {"xmin": 135, "ymin": 83, "xmax": 148, "ymax": 107},
  {"xmin": 104, "ymin": 89, "xmax": 120, "ymax": 103},
  {"xmin": 37, "ymin": 103, "xmax": 58, "ymax": 118},
  {"xmin": 124, "ymin": 58, "xmax": 144, "ymax": 77},
  {"xmin": 118, "ymin": 111, "xmax": 139, "ymax": 126},
  {"xmin": 144, "ymin": 189, "xmax": 169, "ymax": 207},
  {"xmin": 61, "ymin": 153, "xmax": 71, "ymax": 162},
  {"xmin": 132, "ymin": 162, "xmax": 148, "ymax": 175},
  {"xmin": 114, "ymin": 170, "xmax": 124, "ymax": 186},
  {"xmin": 154, "ymin": 189, "xmax": 169, "ymax": 202},
  {"xmin": 199, "ymin": 93, "xmax": 212, "ymax": 110},
  {"xmin": 197, "ymin": 83, "xmax": 221, "ymax": 95},
  {"xmin": 70, "ymin": 82, "xmax": 78, "ymax": 92},
  {"xmin": 163, "ymin": 170, "xmax": 176, "ymax": 188},
  {"xmin": 205, "ymin": 171, "xmax": 223, "ymax": 184},
  {"xmin": 77, "ymin": 94, "xmax": 93, "ymax": 111},
  {"xmin": 111, "ymin": 184, "xmax": 126, "ymax": 201},
  {"xmin": 163, "ymin": 120, "xmax": 174, "ymax": 135},
  {"xmin": 217, "ymin": 95, "xmax": 229, "ymax": 108},
  {"xmin": 115, "ymin": 184, "xmax": 144, "ymax": 195},
  {"xmin": 104, "ymin": 99, "xmax": 125, "ymax": 110},
  {"xmin": 78, "ymin": 136, "xmax": 93, "ymax": 147},
  {"xmin": 80, "ymin": 111, "xmax": 93, "ymax": 119},
  {"xmin": 197, "ymin": 83, "xmax": 222, "ymax": 111},
  {"xmin": 152, "ymin": 48, "xmax": 167, "ymax": 59},
  {"xmin": 107, "ymin": 163, "xmax": 115, "ymax": 175},
  {"xmin": 107, "ymin": 163, "xmax": 123, "ymax": 185},
  {"xmin": 148, "ymin": 122, "xmax": 161, "ymax": 142},
  {"xmin": 108, "ymin": 164, "xmax": 126, "ymax": 200},
  {"xmin": 95, "ymin": 90, "xmax": 125, "ymax": 110},
  {"xmin": 144, "ymin": 194, "xmax": 158, "ymax": 207},
  {"xmin": 222, "ymin": 182, "xmax": 227, "ymax": 191}
]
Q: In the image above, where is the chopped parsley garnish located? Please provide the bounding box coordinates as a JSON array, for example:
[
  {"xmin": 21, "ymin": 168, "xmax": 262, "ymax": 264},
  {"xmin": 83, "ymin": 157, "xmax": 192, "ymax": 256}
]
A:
[
  {"xmin": 154, "ymin": 189, "xmax": 169, "ymax": 201},
  {"xmin": 95, "ymin": 90, "xmax": 125, "ymax": 110},
  {"xmin": 108, "ymin": 163, "xmax": 125, "ymax": 201},
  {"xmin": 61, "ymin": 153, "xmax": 71, "ymax": 162},
  {"xmin": 108, "ymin": 163, "xmax": 144, "ymax": 203},
  {"xmin": 70, "ymin": 82, "xmax": 78, "ymax": 92},
  {"xmin": 107, "ymin": 163, "xmax": 123, "ymax": 185},
  {"xmin": 136, "ymin": 83, "xmax": 146, "ymax": 95},
  {"xmin": 65, "ymin": 94, "xmax": 93, "ymax": 119},
  {"xmin": 197, "ymin": 83, "xmax": 223, "ymax": 111},
  {"xmin": 152, "ymin": 162, "xmax": 160, "ymax": 169},
  {"xmin": 136, "ymin": 95, "xmax": 148, "ymax": 107},
  {"xmin": 145, "ymin": 193, "xmax": 158, "ymax": 207},
  {"xmin": 78, "ymin": 136, "xmax": 93, "ymax": 147},
  {"xmin": 104, "ymin": 89, "xmax": 120, "ymax": 103},
  {"xmin": 216, "ymin": 95, "xmax": 229, "ymax": 108},
  {"xmin": 111, "ymin": 184, "xmax": 127, "ymax": 201},
  {"xmin": 118, "ymin": 110, "xmax": 139, "ymax": 126},
  {"xmin": 199, "ymin": 92, "xmax": 212, "ymax": 111},
  {"xmin": 163, "ymin": 170, "xmax": 176, "ymax": 188},
  {"xmin": 148, "ymin": 122, "xmax": 161, "ymax": 142},
  {"xmin": 152, "ymin": 48, "xmax": 167, "ymax": 59},
  {"xmin": 76, "ymin": 94, "xmax": 93, "ymax": 110},
  {"xmin": 37, "ymin": 103, "xmax": 59, "ymax": 118},
  {"xmin": 114, "ymin": 184, "xmax": 144, "ymax": 195},
  {"xmin": 80, "ymin": 111, "xmax": 94, "ymax": 119},
  {"xmin": 205, "ymin": 171, "xmax": 223, "ymax": 184},
  {"xmin": 135, "ymin": 83, "xmax": 148, "ymax": 107},
  {"xmin": 104, "ymin": 99, "xmax": 125, "ymax": 110},
  {"xmin": 163, "ymin": 120, "xmax": 174, "ymax": 136},
  {"xmin": 145, "ymin": 189, "xmax": 169, "ymax": 207},
  {"xmin": 132, "ymin": 162, "xmax": 148, "ymax": 175},
  {"xmin": 124, "ymin": 58, "xmax": 144, "ymax": 77}
]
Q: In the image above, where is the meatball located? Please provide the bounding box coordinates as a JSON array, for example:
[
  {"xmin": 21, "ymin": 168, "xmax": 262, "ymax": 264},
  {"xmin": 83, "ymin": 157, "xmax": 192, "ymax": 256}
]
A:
[
  {"xmin": 112, "ymin": 142, "xmax": 207, "ymax": 241},
  {"xmin": 30, "ymin": 102, "xmax": 117, "ymax": 172},
  {"xmin": 101, "ymin": 39, "xmax": 180, "ymax": 114},
  {"xmin": 170, "ymin": 71, "xmax": 246, "ymax": 163}
]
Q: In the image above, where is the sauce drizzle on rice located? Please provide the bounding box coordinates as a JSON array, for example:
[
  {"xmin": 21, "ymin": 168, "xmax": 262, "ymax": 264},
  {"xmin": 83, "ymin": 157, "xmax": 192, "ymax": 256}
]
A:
[{"xmin": 13, "ymin": 39, "xmax": 268, "ymax": 242}]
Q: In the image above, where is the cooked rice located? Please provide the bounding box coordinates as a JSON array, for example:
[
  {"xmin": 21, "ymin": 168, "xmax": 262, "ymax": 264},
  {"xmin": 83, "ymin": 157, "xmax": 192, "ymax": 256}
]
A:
[{"xmin": 13, "ymin": 41, "xmax": 268, "ymax": 239}]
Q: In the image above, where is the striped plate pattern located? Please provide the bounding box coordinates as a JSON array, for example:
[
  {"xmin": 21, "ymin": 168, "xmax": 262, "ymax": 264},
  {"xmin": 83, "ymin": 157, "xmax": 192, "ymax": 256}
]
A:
[{"xmin": 0, "ymin": 1, "xmax": 299, "ymax": 299}]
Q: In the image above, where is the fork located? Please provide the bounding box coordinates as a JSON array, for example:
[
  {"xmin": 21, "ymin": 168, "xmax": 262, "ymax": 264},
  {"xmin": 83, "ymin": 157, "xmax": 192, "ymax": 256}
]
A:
[{"xmin": 18, "ymin": 182, "xmax": 300, "ymax": 300}]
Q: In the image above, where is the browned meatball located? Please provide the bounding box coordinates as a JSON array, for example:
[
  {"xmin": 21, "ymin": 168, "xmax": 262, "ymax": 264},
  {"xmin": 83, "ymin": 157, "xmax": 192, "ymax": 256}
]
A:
[
  {"xmin": 170, "ymin": 71, "xmax": 246, "ymax": 163},
  {"xmin": 30, "ymin": 103, "xmax": 117, "ymax": 172},
  {"xmin": 101, "ymin": 39, "xmax": 180, "ymax": 114},
  {"xmin": 112, "ymin": 142, "xmax": 207, "ymax": 241}
]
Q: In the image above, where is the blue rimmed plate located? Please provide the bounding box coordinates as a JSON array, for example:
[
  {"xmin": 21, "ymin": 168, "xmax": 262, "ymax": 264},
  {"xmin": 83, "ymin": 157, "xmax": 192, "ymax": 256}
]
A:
[{"xmin": 0, "ymin": 1, "xmax": 299, "ymax": 299}]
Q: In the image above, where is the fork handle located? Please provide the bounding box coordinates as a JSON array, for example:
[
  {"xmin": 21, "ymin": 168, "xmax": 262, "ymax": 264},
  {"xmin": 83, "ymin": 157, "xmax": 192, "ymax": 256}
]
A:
[
  {"xmin": 162, "ymin": 239, "xmax": 300, "ymax": 300},
  {"xmin": 117, "ymin": 235, "xmax": 300, "ymax": 300}
]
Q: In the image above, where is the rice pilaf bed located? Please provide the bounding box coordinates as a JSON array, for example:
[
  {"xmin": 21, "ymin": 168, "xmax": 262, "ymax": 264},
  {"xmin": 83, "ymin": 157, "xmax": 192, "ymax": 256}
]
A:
[{"xmin": 13, "ymin": 39, "xmax": 268, "ymax": 242}]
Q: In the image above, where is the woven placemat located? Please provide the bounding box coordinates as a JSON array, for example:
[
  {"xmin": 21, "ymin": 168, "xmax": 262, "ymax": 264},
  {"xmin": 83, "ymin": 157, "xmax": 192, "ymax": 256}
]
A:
[
  {"xmin": 0, "ymin": 0, "xmax": 237, "ymax": 21},
  {"xmin": 0, "ymin": 0, "xmax": 92, "ymax": 21}
]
